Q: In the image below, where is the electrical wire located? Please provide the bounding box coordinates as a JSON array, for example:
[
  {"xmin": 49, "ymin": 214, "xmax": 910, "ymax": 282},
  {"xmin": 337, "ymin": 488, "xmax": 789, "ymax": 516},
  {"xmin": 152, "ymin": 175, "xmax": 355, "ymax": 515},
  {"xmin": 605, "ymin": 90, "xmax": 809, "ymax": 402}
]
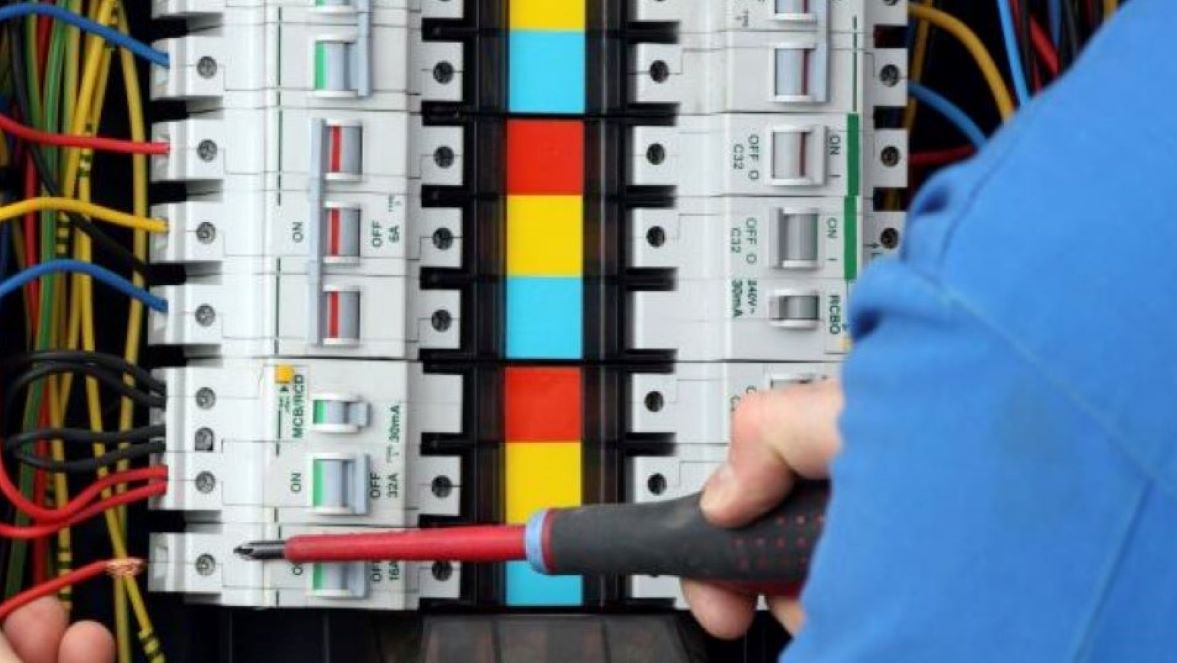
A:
[
  {"xmin": 5, "ymin": 425, "xmax": 164, "ymax": 453},
  {"xmin": 14, "ymin": 440, "xmax": 165, "ymax": 474},
  {"xmin": 0, "ymin": 198, "xmax": 166, "ymax": 233},
  {"xmin": 907, "ymin": 82, "xmax": 988, "ymax": 150},
  {"xmin": 1048, "ymin": 0, "xmax": 1063, "ymax": 46},
  {"xmin": 1, "ymin": 351, "xmax": 164, "ymax": 393},
  {"xmin": 0, "ymin": 5, "xmax": 167, "ymax": 67},
  {"xmin": 0, "ymin": 260, "xmax": 167, "ymax": 311},
  {"xmin": 0, "ymin": 110, "xmax": 167, "ymax": 154},
  {"xmin": 1102, "ymin": 0, "xmax": 1116, "ymax": 20},
  {"xmin": 910, "ymin": 145, "xmax": 977, "ymax": 168},
  {"xmin": 0, "ymin": 457, "xmax": 165, "ymax": 523},
  {"xmin": 996, "ymin": 0, "xmax": 1032, "ymax": 105},
  {"xmin": 8, "ymin": 30, "xmax": 149, "ymax": 276},
  {"xmin": 1030, "ymin": 16, "xmax": 1062, "ymax": 78},
  {"xmin": 0, "ymin": 559, "xmax": 144, "ymax": 623},
  {"xmin": 908, "ymin": 3, "xmax": 1016, "ymax": 120},
  {"xmin": 4, "ymin": 365, "xmax": 163, "ymax": 425},
  {"xmin": 0, "ymin": 481, "xmax": 165, "ymax": 539}
]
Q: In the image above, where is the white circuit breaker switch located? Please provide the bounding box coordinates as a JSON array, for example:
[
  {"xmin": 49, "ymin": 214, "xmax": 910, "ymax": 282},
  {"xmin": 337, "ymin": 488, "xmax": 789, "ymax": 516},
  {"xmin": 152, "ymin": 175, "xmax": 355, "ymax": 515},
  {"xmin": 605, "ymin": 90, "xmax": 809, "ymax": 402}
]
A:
[
  {"xmin": 149, "ymin": 524, "xmax": 460, "ymax": 608},
  {"xmin": 774, "ymin": 39, "xmax": 828, "ymax": 103},
  {"xmin": 768, "ymin": 290, "xmax": 821, "ymax": 328},
  {"xmin": 771, "ymin": 209, "xmax": 820, "ymax": 269},
  {"xmin": 632, "ymin": 0, "xmax": 905, "ymax": 33},
  {"xmin": 628, "ymin": 363, "xmax": 839, "ymax": 445},
  {"xmin": 308, "ymin": 453, "xmax": 370, "ymax": 516},
  {"xmin": 310, "ymin": 394, "xmax": 371, "ymax": 433},
  {"xmin": 629, "ymin": 115, "xmax": 899, "ymax": 197},
  {"xmin": 774, "ymin": 0, "xmax": 828, "ymax": 26},
  {"xmin": 629, "ymin": 279, "xmax": 849, "ymax": 361},
  {"xmin": 309, "ymin": 562, "xmax": 369, "ymax": 599},
  {"xmin": 770, "ymin": 124, "xmax": 827, "ymax": 186}
]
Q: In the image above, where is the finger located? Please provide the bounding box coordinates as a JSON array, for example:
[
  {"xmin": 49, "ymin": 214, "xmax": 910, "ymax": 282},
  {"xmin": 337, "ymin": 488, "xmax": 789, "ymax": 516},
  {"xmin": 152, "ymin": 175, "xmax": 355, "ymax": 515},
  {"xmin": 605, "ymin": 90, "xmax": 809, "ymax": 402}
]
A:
[
  {"xmin": 59, "ymin": 621, "xmax": 115, "ymax": 663},
  {"xmin": 0, "ymin": 633, "xmax": 20, "ymax": 663},
  {"xmin": 702, "ymin": 380, "xmax": 843, "ymax": 527},
  {"xmin": 681, "ymin": 579, "xmax": 756, "ymax": 640},
  {"xmin": 2, "ymin": 596, "xmax": 67, "ymax": 663},
  {"xmin": 767, "ymin": 596, "xmax": 806, "ymax": 635}
]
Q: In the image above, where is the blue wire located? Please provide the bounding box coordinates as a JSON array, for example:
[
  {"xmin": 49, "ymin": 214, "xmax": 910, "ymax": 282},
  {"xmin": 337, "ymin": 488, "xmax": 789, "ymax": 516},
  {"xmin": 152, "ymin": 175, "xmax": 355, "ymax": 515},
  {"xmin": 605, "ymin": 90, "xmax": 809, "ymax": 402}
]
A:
[
  {"xmin": 907, "ymin": 82, "xmax": 987, "ymax": 150},
  {"xmin": 0, "ymin": 4, "xmax": 168, "ymax": 67},
  {"xmin": 0, "ymin": 260, "xmax": 168, "ymax": 312},
  {"xmin": 996, "ymin": 0, "xmax": 1031, "ymax": 106},
  {"xmin": 1048, "ymin": 0, "xmax": 1063, "ymax": 47}
]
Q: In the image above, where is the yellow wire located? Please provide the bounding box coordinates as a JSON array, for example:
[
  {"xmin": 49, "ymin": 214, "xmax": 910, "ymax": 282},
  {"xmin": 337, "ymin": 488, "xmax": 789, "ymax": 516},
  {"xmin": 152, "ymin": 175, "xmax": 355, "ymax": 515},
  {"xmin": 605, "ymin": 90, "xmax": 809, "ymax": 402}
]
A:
[
  {"xmin": 903, "ymin": 0, "xmax": 936, "ymax": 132},
  {"xmin": 908, "ymin": 3, "xmax": 1015, "ymax": 121},
  {"xmin": 0, "ymin": 197, "xmax": 166, "ymax": 232},
  {"xmin": 1103, "ymin": 0, "xmax": 1117, "ymax": 19}
]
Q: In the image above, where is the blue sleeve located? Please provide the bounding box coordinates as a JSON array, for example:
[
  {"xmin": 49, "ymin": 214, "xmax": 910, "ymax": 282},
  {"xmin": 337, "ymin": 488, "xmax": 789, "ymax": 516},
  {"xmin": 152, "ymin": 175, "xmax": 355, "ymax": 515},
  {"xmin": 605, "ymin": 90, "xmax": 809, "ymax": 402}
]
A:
[{"xmin": 783, "ymin": 1, "xmax": 1177, "ymax": 660}]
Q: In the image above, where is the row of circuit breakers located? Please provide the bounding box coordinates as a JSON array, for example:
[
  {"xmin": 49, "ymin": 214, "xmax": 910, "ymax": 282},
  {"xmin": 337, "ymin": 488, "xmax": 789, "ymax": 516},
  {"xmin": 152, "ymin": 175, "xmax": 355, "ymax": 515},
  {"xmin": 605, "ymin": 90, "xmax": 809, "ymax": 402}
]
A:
[{"xmin": 145, "ymin": 0, "xmax": 909, "ymax": 610}]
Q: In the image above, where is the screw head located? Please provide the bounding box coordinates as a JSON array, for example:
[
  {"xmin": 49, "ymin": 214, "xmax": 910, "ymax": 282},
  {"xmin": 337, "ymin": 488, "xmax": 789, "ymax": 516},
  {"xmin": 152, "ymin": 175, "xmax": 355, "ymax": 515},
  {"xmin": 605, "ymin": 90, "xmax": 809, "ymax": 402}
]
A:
[
  {"xmin": 880, "ymin": 64, "xmax": 900, "ymax": 87},
  {"xmin": 195, "ymin": 387, "xmax": 216, "ymax": 409},
  {"xmin": 433, "ymin": 146, "xmax": 454, "ymax": 169},
  {"xmin": 432, "ymin": 61, "xmax": 454, "ymax": 84},
  {"xmin": 195, "ymin": 305, "xmax": 216, "ymax": 327},
  {"xmin": 431, "ymin": 227, "xmax": 453, "ymax": 250},
  {"xmin": 197, "ymin": 56, "xmax": 218, "ymax": 79},
  {"xmin": 194, "ymin": 427, "xmax": 216, "ymax": 452},
  {"xmin": 880, "ymin": 227, "xmax": 900, "ymax": 249},
  {"xmin": 431, "ymin": 309, "xmax": 452, "ymax": 332},
  {"xmin": 195, "ymin": 471, "xmax": 216, "ymax": 494},
  {"xmin": 197, "ymin": 139, "xmax": 218, "ymax": 162},
  {"xmin": 881, "ymin": 146, "xmax": 902, "ymax": 167},
  {"xmin": 649, "ymin": 60, "xmax": 670, "ymax": 83},
  {"xmin": 431, "ymin": 476, "xmax": 453, "ymax": 499},
  {"xmin": 646, "ymin": 226, "xmax": 666, "ymax": 248},
  {"xmin": 431, "ymin": 561, "xmax": 453, "ymax": 582},
  {"xmin": 646, "ymin": 143, "xmax": 666, "ymax": 165},
  {"xmin": 195, "ymin": 554, "xmax": 216, "ymax": 576},
  {"xmin": 196, "ymin": 222, "xmax": 216, "ymax": 244}
]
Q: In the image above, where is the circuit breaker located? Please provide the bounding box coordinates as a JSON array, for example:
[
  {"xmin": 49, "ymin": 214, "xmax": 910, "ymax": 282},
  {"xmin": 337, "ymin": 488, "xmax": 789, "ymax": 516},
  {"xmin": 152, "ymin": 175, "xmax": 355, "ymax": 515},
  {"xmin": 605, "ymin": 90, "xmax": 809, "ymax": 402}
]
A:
[{"xmin": 145, "ymin": 0, "xmax": 907, "ymax": 615}]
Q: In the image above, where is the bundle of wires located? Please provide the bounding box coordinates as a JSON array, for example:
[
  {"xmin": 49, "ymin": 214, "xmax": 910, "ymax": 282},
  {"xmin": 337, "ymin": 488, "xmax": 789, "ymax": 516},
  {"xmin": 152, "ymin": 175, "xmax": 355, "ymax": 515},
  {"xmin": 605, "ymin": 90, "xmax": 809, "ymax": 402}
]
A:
[
  {"xmin": 901, "ymin": 0, "xmax": 1121, "ymax": 186},
  {"xmin": 0, "ymin": 2, "xmax": 171, "ymax": 662}
]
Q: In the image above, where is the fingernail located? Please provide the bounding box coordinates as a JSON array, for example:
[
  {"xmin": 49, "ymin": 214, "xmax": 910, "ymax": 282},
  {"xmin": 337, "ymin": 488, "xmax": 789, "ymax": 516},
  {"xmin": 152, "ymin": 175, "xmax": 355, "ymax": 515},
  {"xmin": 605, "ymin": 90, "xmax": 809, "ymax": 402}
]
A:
[{"xmin": 701, "ymin": 463, "xmax": 735, "ymax": 514}]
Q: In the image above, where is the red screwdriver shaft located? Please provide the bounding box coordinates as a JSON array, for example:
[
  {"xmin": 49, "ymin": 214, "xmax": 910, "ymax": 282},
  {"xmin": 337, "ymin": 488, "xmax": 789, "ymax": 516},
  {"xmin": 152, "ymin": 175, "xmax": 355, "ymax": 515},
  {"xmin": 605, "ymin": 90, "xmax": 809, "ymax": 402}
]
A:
[{"xmin": 283, "ymin": 525, "xmax": 527, "ymax": 564}]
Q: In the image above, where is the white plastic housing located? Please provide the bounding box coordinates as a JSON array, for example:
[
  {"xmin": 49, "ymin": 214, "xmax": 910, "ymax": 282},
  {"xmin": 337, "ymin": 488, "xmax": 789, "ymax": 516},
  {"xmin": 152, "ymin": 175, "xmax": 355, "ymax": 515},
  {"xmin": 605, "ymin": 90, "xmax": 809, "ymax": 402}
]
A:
[{"xmin": 630, "ymin": 0, "xmax": 908, "ymax": 34}]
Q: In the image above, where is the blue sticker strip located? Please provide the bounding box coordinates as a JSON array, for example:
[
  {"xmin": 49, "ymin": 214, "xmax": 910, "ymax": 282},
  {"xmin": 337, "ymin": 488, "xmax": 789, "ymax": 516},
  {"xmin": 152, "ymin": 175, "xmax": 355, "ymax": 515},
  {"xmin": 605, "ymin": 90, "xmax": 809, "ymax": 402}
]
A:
[
  {"xmin": 508, "ymin": 31, "xmax": 586, "ymax": 114},
  {"xmin": 506, "ymin": 561, "xmax": 582, "ymax": 606},
  {"xmin": 506, "ymin": 277, "xmax": 583, "ymax": 359}
]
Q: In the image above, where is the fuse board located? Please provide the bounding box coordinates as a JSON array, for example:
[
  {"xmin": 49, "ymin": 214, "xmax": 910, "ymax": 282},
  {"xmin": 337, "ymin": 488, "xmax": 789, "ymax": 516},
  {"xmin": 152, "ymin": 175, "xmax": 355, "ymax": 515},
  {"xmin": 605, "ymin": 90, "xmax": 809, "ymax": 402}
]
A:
[{"xmin": 143, "ymin": 0, "xmax": 906, "ymax": 632}]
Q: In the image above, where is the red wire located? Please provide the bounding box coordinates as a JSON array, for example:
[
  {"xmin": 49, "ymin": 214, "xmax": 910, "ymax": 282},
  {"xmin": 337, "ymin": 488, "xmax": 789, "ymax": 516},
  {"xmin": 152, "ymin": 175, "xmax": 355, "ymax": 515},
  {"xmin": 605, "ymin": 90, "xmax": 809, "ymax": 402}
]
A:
[
  {"xmin": 0, "ymin": 482, "xmax": 167, "ymax": 540},
  {"xmin": 0, "ymin": 559, "xmax": 143, "ymax": 623},
  {"xmin": 285, "ymin": 525, "xmax": 527, "ymax": 564},
  {"xmin": 910, "ymin": 145, "xmax": 976, "ymax": 168},
  {"xmin": 1029, "ymin": 17, "xmax": 1061, "ymax": 78},
  {"xmin": 0, "ymin": 112, "xmax": 170, "ymax": 155},
  {"xmin": 0, "ymin": 449, "xmax": 167, "ymax": 523}
]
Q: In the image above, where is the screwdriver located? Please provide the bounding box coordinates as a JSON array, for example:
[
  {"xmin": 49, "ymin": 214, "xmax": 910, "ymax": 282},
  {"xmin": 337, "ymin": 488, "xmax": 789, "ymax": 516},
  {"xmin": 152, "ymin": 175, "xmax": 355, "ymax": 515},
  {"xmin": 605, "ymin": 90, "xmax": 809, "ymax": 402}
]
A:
[{"xmin": 235, "ymin": 481, "xmax": 828, "ymax": 594}]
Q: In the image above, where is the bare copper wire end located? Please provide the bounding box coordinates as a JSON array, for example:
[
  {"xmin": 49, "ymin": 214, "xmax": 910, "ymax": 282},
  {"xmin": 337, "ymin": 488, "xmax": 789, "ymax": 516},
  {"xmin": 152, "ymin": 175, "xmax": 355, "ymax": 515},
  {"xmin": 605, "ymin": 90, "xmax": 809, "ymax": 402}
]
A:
[{"xmin": 105, "ymin": 558, "xmax": 146, "ymax": 578}]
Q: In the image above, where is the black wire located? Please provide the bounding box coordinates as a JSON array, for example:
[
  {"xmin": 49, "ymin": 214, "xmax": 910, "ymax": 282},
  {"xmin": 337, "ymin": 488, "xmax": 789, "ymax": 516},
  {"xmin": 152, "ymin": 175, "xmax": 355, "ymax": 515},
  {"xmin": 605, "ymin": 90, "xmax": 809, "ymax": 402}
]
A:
[
  {"xmin": 1060, "ymin": 0, "xmax": 1081, "ymax": 68},
  {"xmin": 7, "ymin": 23, "xmax": 151, "ymax": 277},
  {"xmin": 13, "ymin": 440, "xmax": 165, "ymax": 473},
  {"xmin": 0, "ymin": 350, "xmax": 165, "ymax": 393},
  {"xmin": 4, "ymin": 424, "xmax": 164, "ymax": 452},
  {"xmin": 3, "ymin": 363, "xmax": 164, "ymax": 430}
]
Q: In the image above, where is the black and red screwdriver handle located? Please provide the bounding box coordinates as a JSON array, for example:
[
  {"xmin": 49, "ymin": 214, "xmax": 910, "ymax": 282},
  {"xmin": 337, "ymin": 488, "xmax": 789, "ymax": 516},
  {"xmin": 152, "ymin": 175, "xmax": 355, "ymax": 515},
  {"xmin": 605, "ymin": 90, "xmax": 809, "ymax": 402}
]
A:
[
  {"xmin": 528, "ymin": 481, "xmax": 829, "ymax": 593},
  {"xmin": 256, "ymin": 481, "xmax": 830, "ymax": 595}
]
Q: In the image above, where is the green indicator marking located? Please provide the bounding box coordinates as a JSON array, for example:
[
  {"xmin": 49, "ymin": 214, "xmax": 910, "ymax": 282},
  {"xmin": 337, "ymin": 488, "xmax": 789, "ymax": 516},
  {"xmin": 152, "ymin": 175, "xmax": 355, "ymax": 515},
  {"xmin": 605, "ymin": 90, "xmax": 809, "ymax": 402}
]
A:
[
  {"xmin": 313, "ymin": 400, "xmax": 327, "ymax": 424},
  {"xmin": 844, "ymin": 196, "xmax": 859, "ymax": 283},
  {"xmin": 312, "ymin": 563, "xmax": 323, "ymax": 590},
  {"xmin": 314, "ymin": 43, "xmax": 327, "ymax": 90},
  {"xmin": 312, "ymin": 459, "xmax": 325, "ymax": 506},
  {"xmin": 847, "ymin": 113, "xmax": 861, "ymax": 197}
]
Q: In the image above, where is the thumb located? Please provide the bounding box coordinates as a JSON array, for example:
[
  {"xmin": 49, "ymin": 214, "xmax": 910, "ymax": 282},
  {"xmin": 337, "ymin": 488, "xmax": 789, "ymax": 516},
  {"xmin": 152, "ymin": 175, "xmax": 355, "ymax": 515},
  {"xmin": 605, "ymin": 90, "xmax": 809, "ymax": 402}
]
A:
[{"xmin": 701, "ymin": 380, "xmax": 842, "ymax": 528}]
